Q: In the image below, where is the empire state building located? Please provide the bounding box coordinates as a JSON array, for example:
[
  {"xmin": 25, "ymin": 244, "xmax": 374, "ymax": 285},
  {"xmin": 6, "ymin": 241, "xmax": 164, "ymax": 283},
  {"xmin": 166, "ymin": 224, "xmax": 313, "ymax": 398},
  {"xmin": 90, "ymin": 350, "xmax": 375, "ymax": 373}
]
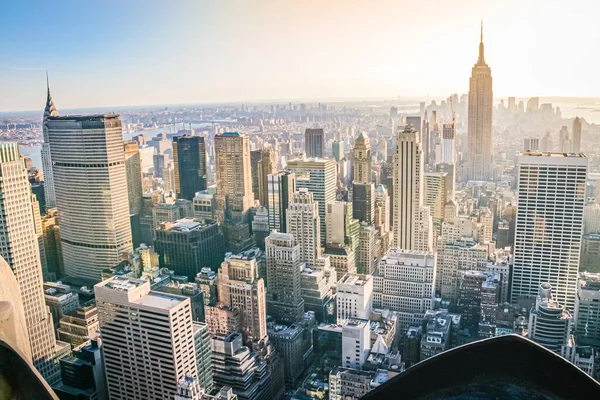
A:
[{"xmin": 464, "ymin": 24, "xmax": 493, "ymax": 182}]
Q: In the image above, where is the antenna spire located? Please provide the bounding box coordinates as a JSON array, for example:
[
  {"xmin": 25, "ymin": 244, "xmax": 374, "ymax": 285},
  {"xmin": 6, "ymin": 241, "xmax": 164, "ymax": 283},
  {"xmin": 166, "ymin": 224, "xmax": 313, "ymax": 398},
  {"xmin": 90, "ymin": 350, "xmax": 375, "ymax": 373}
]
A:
[
  {"xmin": 477, "ymin": 20, "xmax": 486, "ymax": 65},
  {"xmin": 46, "ymin": 69, "xmax": 50, "ymax": 93}
]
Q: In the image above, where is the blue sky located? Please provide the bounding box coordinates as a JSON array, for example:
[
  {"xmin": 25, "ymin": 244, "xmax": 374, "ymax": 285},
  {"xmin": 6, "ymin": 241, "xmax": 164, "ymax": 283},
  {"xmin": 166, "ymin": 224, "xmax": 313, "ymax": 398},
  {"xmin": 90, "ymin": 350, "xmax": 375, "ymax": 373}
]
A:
[{"xmin": 1, "ymin": 0, "xmax": 599, "ymax": 111}]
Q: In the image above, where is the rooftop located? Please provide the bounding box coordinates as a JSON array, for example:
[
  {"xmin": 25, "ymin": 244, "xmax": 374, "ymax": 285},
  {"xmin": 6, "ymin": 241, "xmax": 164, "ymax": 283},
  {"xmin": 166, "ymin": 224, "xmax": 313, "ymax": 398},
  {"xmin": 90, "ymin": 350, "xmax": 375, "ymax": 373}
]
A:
[
  {"xmin": 339, "ymin": 273, "xmax": 370, "ymax": 287},
  {"xmin": 47, "ymin": 113, "xmax": 120, "ymax": 121},
  {"xmin": 132, "ymin": 291, "xmax": 186, "ymax": 310},
  {"xmin": 99, "ymin": 276, "xmax": 145, "ymax": 292},
  {"xmin": 520, "ymin": 151, "xmax": 587, "ymax": 158}
]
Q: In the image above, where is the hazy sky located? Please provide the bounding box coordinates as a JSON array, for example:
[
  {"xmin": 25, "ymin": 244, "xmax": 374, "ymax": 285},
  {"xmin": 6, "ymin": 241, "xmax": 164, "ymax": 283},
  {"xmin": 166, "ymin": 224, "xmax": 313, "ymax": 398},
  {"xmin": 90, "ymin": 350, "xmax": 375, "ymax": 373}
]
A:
[{"xmin": 0, "ymin": 0, "xmax": 598, "ymax": 111}]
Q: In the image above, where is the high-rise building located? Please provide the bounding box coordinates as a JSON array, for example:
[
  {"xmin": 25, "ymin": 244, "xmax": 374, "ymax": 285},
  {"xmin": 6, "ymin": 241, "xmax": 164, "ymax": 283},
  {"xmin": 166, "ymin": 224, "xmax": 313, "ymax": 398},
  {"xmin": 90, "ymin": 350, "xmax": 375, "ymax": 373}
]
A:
[
  {"xmin": 441, "ymin": 122, "xmax": 456, "ymax": 165},
  {"xmin": 574, "ymin": 273, "xmax": 600, "ymax": 347},
  {"xmin": 42, "ymin": 78, "xmax": 59, "ymax": 210},
  {"xmin": 373, "ymin": 249, "xmax": 436, "ymax": 332},
  {"xmin": 324, "ymin": 246, "xmax": 356, "ymax": 280},
  {"xmin": 464, "ymin": 24, "xmax": 494, "ymax": 182},
  {"xmin": 192, "ymin": 322, "xmax": 214, "ymax": 395},
  {"xmin": 325, "ymin": 201, "xmax": 359, "ymax": 251},
  {"xmin": 214, "ymin": 132, "xmax": 254, "ymax": 218},
  {"xmin": 559, "ymin": 126, "xmax": 571, "ymax": 153},
  {"xmin": 217, "ymin": 252, "xmax": 267, "ymax": 346},
  {"xmin": 154, "ymin": 218, "xmax": 225, "ymax": 280},
  {"xmin": 123, "ymin": 140, "xmax": 143, "ymax": 215},
  {"xmin": 572, "ymin": 117, "xmax": 582, "ymax": 153},
  {"xmin": 257, "ymin": 146, "xmax": 278, "ymax": 207},
  {"xmin": 523, "ymin": 137, "xmax": 540, "ymax": 152},
  {"xmin": 0, "ymin": 143, "xmax": 60, "ymax": 383},
  {"xmin": 287, "ymin": 158, "xmax": 337, "ymax": 246},
  {"xmin": 357, "ymin": 223, "xmax": 377, "ymax": 275},
  {"xmin": 336, "ymin": 274, "xmax": 373, "ymax": 323},
  {"xmin": 305, "ymin": 128, "xmax": 325, "ymax": 158},
  {"xmin": 352, "ymin": 182, "xmax": 375, "ymax": 224},
  {"xmin": 392, "ymin": 125, "xmax": 433, "ymax": 251},
  {"xmin": 265, "ymin": 232, "xmax": 304, "ymax": 324},
  {"xmin": 57, "ymin": 302, "xmax": 99, "ymax": 347},
  {"xmin": 374, "ymin": 185, "xmax": 390, "ymax": 234},
  {"xmin": 96, "ymin": 277, "xmax": 198, "ymax": 399},
  {"xmin": 332, "ymin": 140, "xmax": 344, "ymax": 162},
  {"xmin": 267, "ymin": 171, "xmax": 296, "ymax": 233},
  {"xmin": 173, "ymin": 135, "xmax": 207, "ymax": 200},
  {"xmin": 511, "ymin": 152, "xmax": 588, "ymax": 310},
  {"xmin": 214, "ymin": 132, "xmax": 255, "ymax": 251},
  {"xmin": 528, "ymin": 283, "xmax": 572, "ymax": 354},
  {"xmin": 423, "ymin": 172, "xmax": 448, "ymax": 236},
  {"xmin": 46, "ymin": 114, "xmax": 133, "ymax": 280},
  {"xmin": 286, "ymin": 189, "xmax": 321, "ymax": 265},
  {"xmin": 353, "ymin": 133, "xmax": 372, "ymax": 184},
  {"xmin": 438, "ymin": 238, "xmax": 489, "ymax": 304},
  {"xmin": 52, "ymin": 340, "xmax": 107, "ymax": 400}
]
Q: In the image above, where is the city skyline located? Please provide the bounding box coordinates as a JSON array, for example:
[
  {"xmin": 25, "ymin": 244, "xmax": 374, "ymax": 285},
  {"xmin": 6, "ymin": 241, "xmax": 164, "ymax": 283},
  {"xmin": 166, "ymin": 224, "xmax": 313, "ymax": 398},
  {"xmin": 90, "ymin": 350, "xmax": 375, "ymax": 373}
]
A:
[{"xmin": 1, "ymin": 0, "xmax": 599, "ymax": 112}]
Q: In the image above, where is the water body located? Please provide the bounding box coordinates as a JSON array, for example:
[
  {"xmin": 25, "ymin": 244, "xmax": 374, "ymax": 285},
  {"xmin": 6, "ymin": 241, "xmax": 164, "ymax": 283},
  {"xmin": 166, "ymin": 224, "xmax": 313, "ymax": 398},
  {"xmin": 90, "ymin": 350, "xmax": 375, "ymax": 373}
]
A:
[{"xmin": 19, "ymin": 122, "xmax": 213, "ymax": 172}]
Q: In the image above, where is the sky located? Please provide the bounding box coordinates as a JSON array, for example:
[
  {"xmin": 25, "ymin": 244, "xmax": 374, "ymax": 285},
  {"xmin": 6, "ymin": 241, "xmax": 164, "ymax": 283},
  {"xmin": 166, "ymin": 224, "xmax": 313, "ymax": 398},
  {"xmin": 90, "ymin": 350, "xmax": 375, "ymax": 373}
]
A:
[{"xmin": 0, "ymin": 0, "xmax": 599, "ymax": 112}]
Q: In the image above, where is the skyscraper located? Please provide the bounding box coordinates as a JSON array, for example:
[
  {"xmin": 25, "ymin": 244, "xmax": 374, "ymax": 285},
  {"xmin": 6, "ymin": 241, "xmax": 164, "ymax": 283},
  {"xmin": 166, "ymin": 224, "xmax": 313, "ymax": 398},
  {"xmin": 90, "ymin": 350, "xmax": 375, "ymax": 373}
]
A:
[
  {"xmin": 96, "ymin": 277, "xmax": 198, "ymax": 399},
  {"xmin": 123, "ymin": 140, "xmax": 143, "ymax": 215},
  {"xmin": 325, "ymin": 200, "xmax": 359, "ymax": 252},
  {"xmin": 286, "ymin": 189, "xmax": 321, "ymax": 265},
  {"xmin": 392, "ymin": 125, "xmax": 433, "ymax": 251},
  {"xmin": 353, "ymin": 133, "xmax": 372, "ymax": 184},
  {"xmin": 214, "ymin": 132, "xmax": 255, "ymax": 221},
  {"xmin": 305, "ymin": 128, "xmax": 325, "ymax": 158},
  {"xmin": 511, "ymin": 152, "xmax": 588, "ymax": 310},
  {"xmin": 464, "ymin": 23, "xmax": 493, "ymax": 182},
  {"xmin": 265, "ymin": 232, "xmax": 304, "ymax": 324},
  {"xmin": 214, "ymin": 132, "xmax": 255, "ymax": 252},
  {"xmin": 41, "ymin": 78, "xmax": 59, "ymax": 211},
  {"xmin": 257, "ymin": 146, "xmax": 278, "ymax": 207},
  {"xmin": 267, "ymin": 171, "xmax": 296, "ymax": 233},
  {"xmin": 572, "ymin": 117, "xmax": 582, "ymax": 153},
  {"xmin": 46, "ymin": 114, "xmax": 133, "ymax": 280},
  {"xmin": 287, "ymin": 158, "xmax": 337, "ymax": 246},
  {"xmin": 217, "ymin": 252, "xmax": 268, "ymax": 346},
  {"xmin": 0, "ymin": 143, "xmax": 60, "ymax": 383},
  {"xmin": 441, "ymin": 122, "xmax": 456, "ymax": 165},
  {"xmin": 173, "ymin": 135, "xmax": 207, "ymax": 201}
]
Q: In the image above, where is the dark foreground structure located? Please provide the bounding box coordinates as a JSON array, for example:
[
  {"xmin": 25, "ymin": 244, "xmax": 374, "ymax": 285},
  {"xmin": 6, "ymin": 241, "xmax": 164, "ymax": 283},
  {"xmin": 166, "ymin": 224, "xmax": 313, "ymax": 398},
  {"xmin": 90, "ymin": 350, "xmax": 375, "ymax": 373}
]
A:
[
  {"xmin": 362, "ymin": 334, "xmax": 600, "ymax": 400},
  {"xmin": 0, "ymin": 336, "xmax": 58, "ymax": 399}
]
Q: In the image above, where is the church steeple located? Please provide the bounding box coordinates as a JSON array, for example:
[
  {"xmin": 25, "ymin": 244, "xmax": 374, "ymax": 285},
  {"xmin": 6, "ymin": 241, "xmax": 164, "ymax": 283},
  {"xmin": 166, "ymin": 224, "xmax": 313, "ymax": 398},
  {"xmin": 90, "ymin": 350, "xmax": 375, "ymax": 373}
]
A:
[
  {"xmin": 44, "ymin": 70, "xmax": 59, "ymax": 119},
  {"xmin": 477, "ymin": 20, "xmax": 486, "ymax": 65}
]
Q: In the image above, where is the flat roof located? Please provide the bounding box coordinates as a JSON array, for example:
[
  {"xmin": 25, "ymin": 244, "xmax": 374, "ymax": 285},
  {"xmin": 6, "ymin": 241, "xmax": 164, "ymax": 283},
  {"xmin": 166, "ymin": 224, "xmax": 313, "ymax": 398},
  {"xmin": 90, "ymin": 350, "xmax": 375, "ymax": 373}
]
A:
[
  {"xmin": 520, "ymin": 151, "xmax": 587, "ymax": 158},
  {"xmin": 132, "ymin": 291, "xmax": 186, "ymax": 310},
  {"xmin": 47, "ymin": 114, "xmax": 120, "ymax": 121},
  {"xmin": 99, "ymin": 276, "xmax": 145, "ymax": 292}
]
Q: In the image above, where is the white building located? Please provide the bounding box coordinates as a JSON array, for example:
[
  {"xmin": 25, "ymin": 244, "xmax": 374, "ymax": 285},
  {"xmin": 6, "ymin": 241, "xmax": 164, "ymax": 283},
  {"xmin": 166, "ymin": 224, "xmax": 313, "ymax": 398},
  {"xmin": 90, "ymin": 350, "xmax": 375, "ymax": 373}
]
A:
[
  {"xmin": 95, "ymin": 277, "xmax": 198, "ymax": 399},
  {"xmin": 373, "ymin": 249, "xmax": 436, "ymax": 332},
  {"xmin": 0, "ymin": 142, "xmax": 60, "ymax": 383},
  {"xmin": 528, "ymin": 283, "xmax": 572, "ymax": 354},
  {"xmin": 341, "ymin": 319, "xmax": 371, "ymax": 369},
  {"xmin": 287, "ymin": 158, "xmax": 337, "ymax": 246},
  {"xmin": 337, "ymin": 274, "xmax": 373, "ymax": 323},
  {"xmin": 511, "ymin": 152, "xmax": 588, "ymax": 310},
  {"xmin": 584, "ymin": 200, "xmax": 600, "ymax": 234},
  {"xmin": 392, "ymin": 125, "xmax": 433, "ymax": 251},
  {"xmin": 45, "ymin": 114, "xmax": 133, "ymax": 280},
  {"xmin": 286, "ymin": 189, "xmax": 321, "ymax": 265}
]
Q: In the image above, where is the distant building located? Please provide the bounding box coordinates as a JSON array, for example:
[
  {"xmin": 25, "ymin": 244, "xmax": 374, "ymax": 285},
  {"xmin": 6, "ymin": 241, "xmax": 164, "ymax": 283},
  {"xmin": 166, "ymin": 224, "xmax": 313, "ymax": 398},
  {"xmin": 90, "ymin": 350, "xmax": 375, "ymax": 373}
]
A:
[
  {"xmin": 324, "ymin": 245, "xmax": 356, "ymax": 279},
  {"xmin": 305, "ymin": 128, "xmax": 325, "ymax": 158},
  {"xmin": 57, "ymin": 302, "xmax": 99, "ymax": 347},
  {"xmin": 123, "ymin": 140, "xmax": 143, "ymax": 214},
  {"xmin": 173, "ymin": 135, "xmax": 207, "ymax": 200},
  {"xmin": 43, "ymin": 282, "xmax": 79, "ymax": 329},
  {"xmin": 286, "ymin": 189, "xmax": 321, "ymax": 265},
  {"xmin": 193, "ymin": 322, "xmax": 214, "ymax": 394},
  {"xmin": 287, "ymin": 158, "xmax": 337, "ymax": 246},
  {"xmin": 419, "ymin": 310, "xmax": 460, "ymax": 361},
  {"xmin": 265, "ymin": 232, "xmax": 304, "ymax": 324},
  {"xmin": 267, "ymin": 171, "xmax": 296, "ymax": 233},
  {"xmin": 572, "ymin": 117, "xmax": 582, "ymax": 153}
]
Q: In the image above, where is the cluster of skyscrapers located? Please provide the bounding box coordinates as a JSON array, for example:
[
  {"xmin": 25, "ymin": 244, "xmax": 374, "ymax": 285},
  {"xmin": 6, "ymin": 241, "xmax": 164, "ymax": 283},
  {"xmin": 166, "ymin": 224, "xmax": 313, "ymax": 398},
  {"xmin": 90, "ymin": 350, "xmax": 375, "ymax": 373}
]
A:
[{"xmin": 1, "ymin": 23, "xmax": 600, "ymax": 400}]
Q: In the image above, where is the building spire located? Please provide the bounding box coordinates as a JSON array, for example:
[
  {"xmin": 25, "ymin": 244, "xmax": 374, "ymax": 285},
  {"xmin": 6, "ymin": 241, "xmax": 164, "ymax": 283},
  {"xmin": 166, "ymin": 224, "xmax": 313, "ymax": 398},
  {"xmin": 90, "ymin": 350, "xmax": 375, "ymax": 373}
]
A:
[
  {"xmin": 44, "ymin": 71, "xmax": 59, "ymax": 119},
  {"xmin": 477, "ymin": 20, "xmax": 486, "ymax": 65}
]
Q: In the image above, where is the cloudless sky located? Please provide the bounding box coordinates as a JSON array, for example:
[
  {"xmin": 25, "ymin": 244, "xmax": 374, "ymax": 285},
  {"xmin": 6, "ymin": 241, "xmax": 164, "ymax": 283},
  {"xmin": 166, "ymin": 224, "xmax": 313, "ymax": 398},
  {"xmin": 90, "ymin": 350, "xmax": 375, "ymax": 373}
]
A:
[{"xmin": 0, "ymin": 0, "xmax": 598, "ymax": 111}]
